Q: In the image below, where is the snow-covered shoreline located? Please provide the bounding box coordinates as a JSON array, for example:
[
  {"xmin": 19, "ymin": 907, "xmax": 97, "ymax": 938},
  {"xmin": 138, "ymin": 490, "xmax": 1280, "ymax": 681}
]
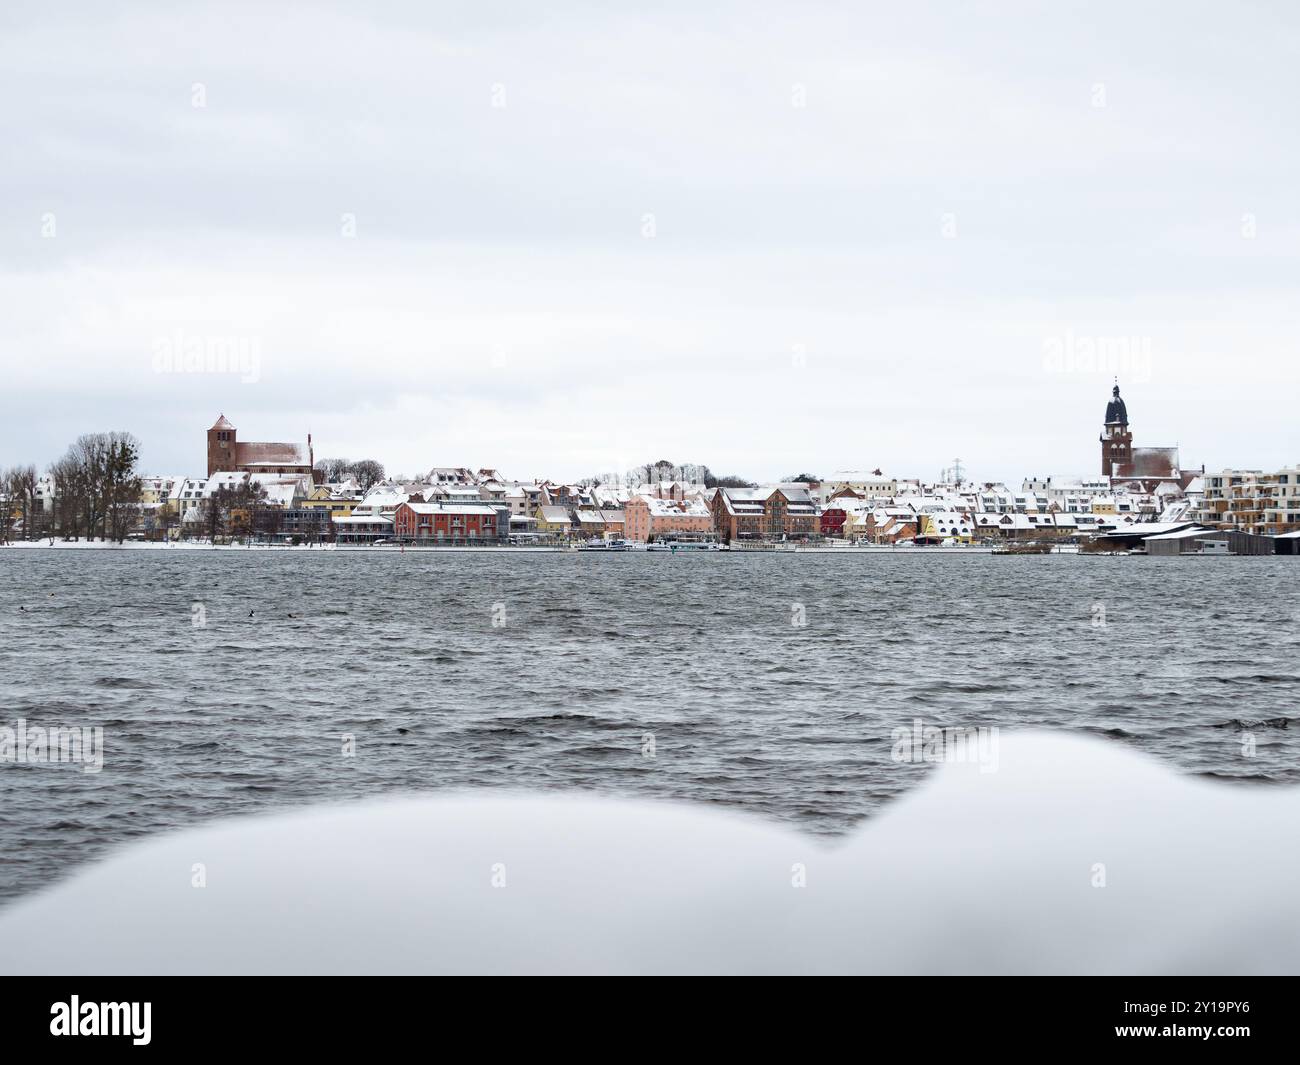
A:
[
  {"xmin": 1, "ymin": 540, "xmax": 1068, "ymax": 555},
  {"xmin": 0, "ymin": 540, "xmax": 568, "ymax": 553}
]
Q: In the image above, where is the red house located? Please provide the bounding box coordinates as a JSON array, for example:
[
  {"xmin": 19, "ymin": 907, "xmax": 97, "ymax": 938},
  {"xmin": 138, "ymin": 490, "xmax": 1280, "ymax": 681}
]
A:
[
  {"xmin": 393, "ymin": 502, "xmax": 504, "ymax": 542},
  {"xmin": 820, "ymin": 507, "xmax": 847, "ymax": 537}
]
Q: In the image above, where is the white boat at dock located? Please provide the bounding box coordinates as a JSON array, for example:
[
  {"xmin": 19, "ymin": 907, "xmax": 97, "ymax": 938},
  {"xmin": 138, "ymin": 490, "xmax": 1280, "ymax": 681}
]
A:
[{"xmin": 577, "ymin": 537, "xmax": 632, "ymax": 551}]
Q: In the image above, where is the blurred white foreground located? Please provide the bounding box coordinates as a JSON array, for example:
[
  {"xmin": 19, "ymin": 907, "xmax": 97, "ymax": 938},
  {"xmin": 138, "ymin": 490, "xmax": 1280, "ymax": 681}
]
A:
[{"xmin": 1, "ymin": 732, "xmax": 1296, "ymax": 974}]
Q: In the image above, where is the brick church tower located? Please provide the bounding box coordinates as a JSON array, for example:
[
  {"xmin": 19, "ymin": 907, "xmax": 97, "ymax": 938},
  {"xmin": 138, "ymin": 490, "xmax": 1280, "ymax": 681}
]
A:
[
  {"xmin": 207, "ymin": 414, "xmax": 236, "ymax": 476},
  {"xmin": 1100, "ymin": 383, "xmax": 1132, "ymax": 477}
]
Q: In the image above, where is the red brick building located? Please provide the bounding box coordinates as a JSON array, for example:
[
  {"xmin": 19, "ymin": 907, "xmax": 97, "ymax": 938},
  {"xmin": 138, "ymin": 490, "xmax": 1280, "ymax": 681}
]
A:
[
  {"xmin": 711, "ymin": 486, "xmax": 819, "ymax": 543},
  {"xmin": 207, "ymin": 414, "xmax": 314, "ymax": 478},
  {"xmin": 393, "ymin": 501, "xmax": 506, "ymax": 542},
  {"xmin": 1099, "ymin": 385, "xmax": 1183, "ymax": 493}
]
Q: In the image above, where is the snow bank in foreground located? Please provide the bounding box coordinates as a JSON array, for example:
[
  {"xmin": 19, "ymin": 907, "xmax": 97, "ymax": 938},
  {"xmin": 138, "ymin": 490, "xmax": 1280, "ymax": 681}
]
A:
[{"xmin": 1, "ymin": 732, "xmax": 1295, "ymax": 974}]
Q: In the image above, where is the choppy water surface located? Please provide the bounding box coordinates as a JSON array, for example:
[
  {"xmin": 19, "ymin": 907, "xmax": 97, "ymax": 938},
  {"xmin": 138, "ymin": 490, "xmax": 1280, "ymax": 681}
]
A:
[{"xmin": 1, "ymin": 549, "xmax": 1297, "ymax": 903}]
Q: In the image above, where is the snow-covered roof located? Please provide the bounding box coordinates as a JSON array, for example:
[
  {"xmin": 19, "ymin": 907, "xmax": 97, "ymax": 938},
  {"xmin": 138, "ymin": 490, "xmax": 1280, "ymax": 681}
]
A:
[
  {"xmin": 1143, "ymin": 526, "xmax": 1215, "ymax": 541},
  {"xmin": 399, "ymin": 502, "xmax": 499, "ymax": 516},
  {"xmin": 632, "ymin": 497, "xmax": 711, "ymax": 517},
  {"xmin": 332, "ymin": 514, "xmax": 393, "ymax": 526}
]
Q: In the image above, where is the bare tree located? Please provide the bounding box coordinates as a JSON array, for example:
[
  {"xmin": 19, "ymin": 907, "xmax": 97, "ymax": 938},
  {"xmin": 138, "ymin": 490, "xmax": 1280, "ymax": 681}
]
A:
[
  {"xmin": 48, "ymin": 454, "xmax": 88, "ymax": 540},
  {"xmin": 699, "ymin": 466, "xmax": 755, "ymax": 489},
  {"xmin": 155, "ymin": 500, "xmax": 179, "ymax": 542},
  {"xmin": 0, "ymin": 469, "xmax": 15, "ymax": 544},
  {"xmin": 207, "ymin": 480, "xmax": 268, "ymax": 541},
  {"xmin": 252, "ymin": 503, "xmax": 283, "ymax": 542},
  {"xmin": 623, "ymin": 459, "xmax": 711, "ymax": 486},
  {"xmin": 314, "ymin": 457, "xmax": 352, "ymax": 482},
  {"xmin": 72, "ymin": 433, "xmax": 108, "ymax": 538},
  {"xmin": 316, "ymin": 457, "xmax": 384, "ymax": 490},
  {"xmin": 104, "ymin": 434, "xmax": 143, "ymax": 542},
  {"xmin": 350, "ymin": 459, "xmax": 385, "ymax": 491},
  {"xmin": 10, "ymin": 465, "xmax": 37, "ymax": 539}
]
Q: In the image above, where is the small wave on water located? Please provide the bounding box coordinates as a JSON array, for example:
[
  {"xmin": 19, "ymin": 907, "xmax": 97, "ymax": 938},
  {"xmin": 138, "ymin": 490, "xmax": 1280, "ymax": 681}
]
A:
[{"xmin": 93, "ymin": 677, "xmax": 155, "ymax": 690}]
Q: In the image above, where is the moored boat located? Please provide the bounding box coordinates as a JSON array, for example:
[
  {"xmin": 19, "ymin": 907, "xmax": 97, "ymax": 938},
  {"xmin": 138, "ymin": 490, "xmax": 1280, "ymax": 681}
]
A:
[
  {"xmin": 645, "ymin": 540, "xmax": 724, "ymax": 552},
  {"xmin": 578, "ymin": 537, "xmax": 631, "ymax": 551},
  {"xmin": 992, "ymin": 541, "xmax": 1053, "ymax": 555}
]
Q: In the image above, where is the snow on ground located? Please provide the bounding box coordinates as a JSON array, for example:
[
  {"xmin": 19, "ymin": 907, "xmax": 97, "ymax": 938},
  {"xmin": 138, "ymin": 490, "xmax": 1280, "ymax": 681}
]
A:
[
  {"xmin": 0, "ymin": 543, "xmax": 537, "ymax": 552},
  {"xmin": 1, "ymin": 731, "xmax": 1295, "ymax": 974},
  {"xmin": 2, "ymin": 540, "xmax": 321, "ymax": 551}
]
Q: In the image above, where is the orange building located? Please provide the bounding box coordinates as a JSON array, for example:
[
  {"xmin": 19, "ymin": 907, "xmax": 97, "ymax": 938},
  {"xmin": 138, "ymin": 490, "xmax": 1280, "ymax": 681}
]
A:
[{"xmin": 624, "ymin": 496, "xmax": 713, "ymax": 542}]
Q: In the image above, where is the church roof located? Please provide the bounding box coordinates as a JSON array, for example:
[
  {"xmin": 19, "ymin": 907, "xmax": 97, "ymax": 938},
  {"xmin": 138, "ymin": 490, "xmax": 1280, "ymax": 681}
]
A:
[
  {"xmin": 1113, "ymin": 447, "xmax": 1180, "ymax": 480},
  {"xmin": 235, "ymin": 441, "xmax": 310, "ymax": 467},
  {"xmin": 1104, "ymin": 386, "xmax": 1128, "ymax": 426},
  {"xmin": 210, "ymin": 414, "xmax": 235, "ymax": 431}
]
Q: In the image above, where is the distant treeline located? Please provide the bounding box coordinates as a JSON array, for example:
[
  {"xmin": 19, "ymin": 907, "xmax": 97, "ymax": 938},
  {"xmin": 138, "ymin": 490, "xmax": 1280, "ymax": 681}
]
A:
[
  {"xmin": 313, "ymin": 457, "xmax": 385, "ymax": 490},
  {"xmin": 581, "ymin": 459, "xmax": 756, "ymax": 489}
]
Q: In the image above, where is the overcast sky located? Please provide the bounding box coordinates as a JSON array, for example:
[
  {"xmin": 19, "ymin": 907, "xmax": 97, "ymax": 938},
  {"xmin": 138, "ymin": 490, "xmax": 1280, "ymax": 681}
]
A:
[{"xmin": 3, "ymin": 1, "xmax": 1298, "ymax": 484}]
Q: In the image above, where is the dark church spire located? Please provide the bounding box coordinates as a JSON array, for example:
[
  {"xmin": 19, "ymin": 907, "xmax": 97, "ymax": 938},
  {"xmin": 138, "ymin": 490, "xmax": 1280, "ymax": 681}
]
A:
[{"xmin": 1104, "ymin": 381, "xmax": 1128, "ymax": 427}]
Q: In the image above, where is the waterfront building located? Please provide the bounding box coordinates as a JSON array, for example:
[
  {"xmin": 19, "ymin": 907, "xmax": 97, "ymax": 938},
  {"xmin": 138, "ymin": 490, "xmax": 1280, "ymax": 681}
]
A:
[
  {"xmin": 574, "ymin": 509, "xmax": 606, "ymax": 539},
  {"xmin": 820, "ymin": 506, "xmax": 847, "ymax": 538},
  {"xmin": 535, "ymin": 505, "xmax": 575, "ymax": 538},
  {"xmin": 298, "ymin": 483, "xmax": 360, "ymax": 520},
  {"xmin": 331, "ymin": 513, "xmax": 393, "ymax": 543},
  {"xmin": 916, "ymin": 512, "xmax": 974, "ymax": 543},
  {"xmin": 624, "ymin": 496, "xmax": 713, "ymax": 542},
  {"xmin": 1264, "ymin": 467, "xmax": 1300, "ymax": 533},
  {"xmin": 597, "ymin": 509, "xmax": 625, "ymax": 537},
  {"xmin": 710, "ymin": 486, "xmax": 818, "ymax": 543},
  {"xmin": 276, "ymin": 507, "xmax": 333, "ymax": 542},
  {"xmin": 862, "ymin": 509, "xmax": 917, "ymax": 543},
  {"xmin": 1197, "ymin": 467, "xmax": 1300, "ymax": 535},
  {"xmin": 392, "ymin": 501, "xmax": 507, "ymax": 542}
]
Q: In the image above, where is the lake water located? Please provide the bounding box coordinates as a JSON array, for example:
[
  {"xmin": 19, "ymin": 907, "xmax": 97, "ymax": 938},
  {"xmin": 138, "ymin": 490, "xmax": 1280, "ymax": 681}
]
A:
[{"xmin": 1, "ymin": 548, "xmax": 1297, "ymax": 904}]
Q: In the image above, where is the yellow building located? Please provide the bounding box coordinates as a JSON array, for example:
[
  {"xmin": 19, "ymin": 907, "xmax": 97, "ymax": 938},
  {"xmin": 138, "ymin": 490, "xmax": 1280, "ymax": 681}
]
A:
[
  {"xmin": 917, "ymin": 513, "xmax": 973, "ymax": 542},
  {"xmin": 299, "ymin": 485, "xmax": 358, "ymax": 519},
  {"xmin": 535, "ymin": 505, "xmax": 574, "ymax": 537}
]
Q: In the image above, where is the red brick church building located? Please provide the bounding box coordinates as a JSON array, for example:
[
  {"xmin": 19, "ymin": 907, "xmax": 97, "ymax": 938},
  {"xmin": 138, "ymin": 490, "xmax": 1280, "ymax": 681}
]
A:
[
  {"xmin": 1099, "ymin": 384, "xmax": 1184, "ymax": 493},
  {"xmin": 206, "ymin": 414, "xmax": 315, "ymax": 477}
]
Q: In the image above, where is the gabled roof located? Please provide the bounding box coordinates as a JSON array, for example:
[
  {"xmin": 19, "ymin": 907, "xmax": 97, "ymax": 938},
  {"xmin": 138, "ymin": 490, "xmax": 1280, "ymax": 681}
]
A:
[{"xmin": 210, "ymin": 414, "xmax": 235, "ymax": 431}]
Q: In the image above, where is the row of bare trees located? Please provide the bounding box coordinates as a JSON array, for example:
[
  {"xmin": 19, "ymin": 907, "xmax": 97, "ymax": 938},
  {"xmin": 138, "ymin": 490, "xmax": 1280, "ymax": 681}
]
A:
[
  {"xmin": 581, "ymin": 460, "xmax": 756, "ymax": 490},
  {"xmin": 314, "ymin": 457, "xmax": 385, "ymax": 490},
  {"xmin": 1, "ymin": 432, "xmax": 143, "ymax": 543}
]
